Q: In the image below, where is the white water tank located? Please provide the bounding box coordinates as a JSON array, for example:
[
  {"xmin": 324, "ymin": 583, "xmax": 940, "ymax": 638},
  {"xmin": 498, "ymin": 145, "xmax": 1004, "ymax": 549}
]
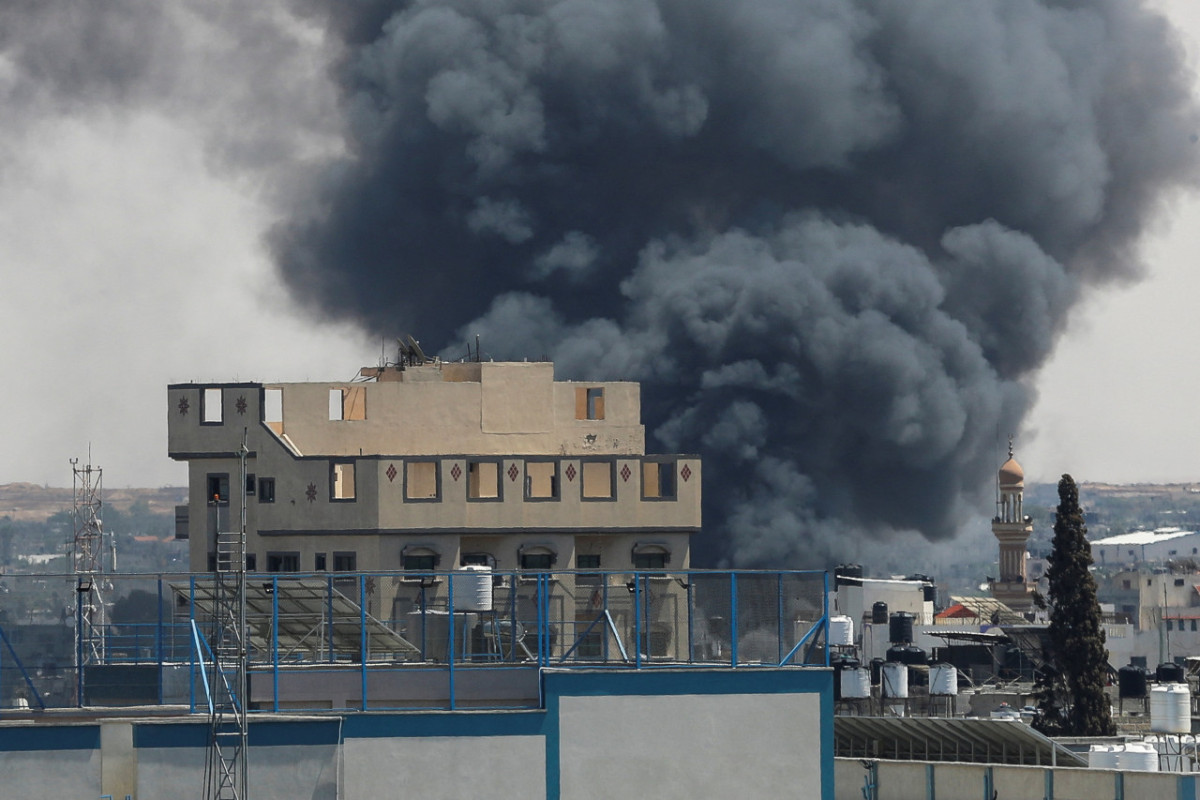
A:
[
  {"xmin": 452, "ymin": 565, "xmax": 494, "ymax": 612},
  {"xmin": 1151, "ymin": 683, "xmax": 1191, "ymax": 734},
  {"xmin": 1118, "ymin": 742, "xmax": 1160, "ymax": 772},
  {"xmin": 881, "ymin": 662, "xmax": 908, "ymax": 699},
  {"xmin": 829, "ymin": 615, "xmax": 854, "ymax": 647},
  {"xmin": 1089, "ymin": 745, "xmax": 1119, "ymax": 769},
  {"xmin": 841, "ymin": 667, "xmax": 871, "ymax": 699},
  {"xmin": 929, "ymin": 664, "xmax": 958, "ymax": 696}
]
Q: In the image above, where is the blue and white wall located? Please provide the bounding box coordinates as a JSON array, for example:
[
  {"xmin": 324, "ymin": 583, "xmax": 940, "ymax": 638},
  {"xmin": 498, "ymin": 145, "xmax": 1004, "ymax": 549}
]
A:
[{"xmin": 0, "ymin": 667, "xmax": 832, "ymax": 800}]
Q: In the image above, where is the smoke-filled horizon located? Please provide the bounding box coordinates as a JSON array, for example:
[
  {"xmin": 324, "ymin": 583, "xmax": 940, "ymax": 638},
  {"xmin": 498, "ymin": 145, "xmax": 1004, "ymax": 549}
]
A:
[
  {"xmin": 267, "ymin": 0, "xmax": 1200, "ymax": 567},
  {"xmin": 3, "ymin": 1, "xmax": 1197, "ymax": 565}
]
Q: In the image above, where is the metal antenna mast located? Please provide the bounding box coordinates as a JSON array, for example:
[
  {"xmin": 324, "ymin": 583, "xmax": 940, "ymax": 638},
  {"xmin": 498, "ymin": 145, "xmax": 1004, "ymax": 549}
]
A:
[
  {"xmin": 204, "ymin": 432, "xmax": 249, "ymax": 799},
  {"xmin": 70, "ymin": 455, "xmax": 106, "ymax": 705}
]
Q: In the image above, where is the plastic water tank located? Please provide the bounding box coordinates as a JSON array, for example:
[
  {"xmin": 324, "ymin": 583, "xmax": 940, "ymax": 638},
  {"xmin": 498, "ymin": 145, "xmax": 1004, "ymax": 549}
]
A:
[
  {"xmin": 452, "ymin": 565, "xmax": 494, "ymax": 612},
  {"xmin": 930, "ymin": 664, "xmax": 958, "ymax": 697},
  {"xmin": 1088, "ymin": 745, "xmax": 1119, "ymax": 769},
  {"xmin": 1150, "ymin": 683, "xmax": 1191, "ymax": 734},
  {"xmin": 886, "ymin": 645, "xmax": 926, "ymax": 666},
  {"xmin": 1156, "ymin": 662, "xmax": 1186, "ymax": 684},
  {"xmin": 881, "ymin": 662, "xmax": 909, "ymax": 699},
  {"xmin": 871, "ymin": 602, "xmax": 889, "ymax": 625},
  {"xmin": 889, "ymin": 612, "xmax": 914, "ymax": 644},
  {"xmin": 1119, "ymin": 665, "xmax": 1149, "ymax": 699},
  {"xmin": 1117, "ymin": 742, "xmax": 1160, "ymax": 772},
  {"xmin": 828, "ymin": 615, "xmax": 854, "ymax": 647},
  {"xmin": 841, "ymin": 667, "xmax": 871, "ymax": 700}
]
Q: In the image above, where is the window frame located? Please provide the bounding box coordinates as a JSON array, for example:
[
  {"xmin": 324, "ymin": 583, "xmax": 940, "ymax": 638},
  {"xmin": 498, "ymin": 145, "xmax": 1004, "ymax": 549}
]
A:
[
  {"xmin": 333, "ymin": 552, "xmax": 357, "ymax": 572},
  {"xmin": 206, "ymin": 473, "xmax": 231, "ymax": 505},
  {"xmin": 201, "ymin": 387, "xmax": 224, "ymax": 425},
  {"xmin": 641, "ymin": 459, "xmax": 677, "ymax": 501},
  {"xmin": 258, "ymin": 477, "xmax": 276, "ymax": 503},
  {"xmin": 330, "ymin": 460, "xmax": 357, "ymax": 502},
  {"xmin": 266, "ymin": 552, "xmax": 300, "ymax": 573},
  {"xmin": 466, "ymin": 459, "xmax": 503, "ymax": 502},
  {"xmin": 524, "ymin": 460, "xmax": 560, "ymax": 501},
  {"xmin": 580, "ymin": 460, "xmax": 616, "ymax": 502},
  {"xmin": 404, "ymin": 460, "xmax": 440, "ymax": 502}
]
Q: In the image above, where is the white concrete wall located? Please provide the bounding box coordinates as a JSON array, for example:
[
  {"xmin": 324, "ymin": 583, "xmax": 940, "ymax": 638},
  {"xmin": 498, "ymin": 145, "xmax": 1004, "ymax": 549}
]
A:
[{"xmin": 344, "ymin": 735, "xmax": 544, "ymax": 800}]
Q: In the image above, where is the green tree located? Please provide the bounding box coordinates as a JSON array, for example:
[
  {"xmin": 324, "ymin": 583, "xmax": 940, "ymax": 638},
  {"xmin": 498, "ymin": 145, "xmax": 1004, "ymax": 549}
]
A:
[{"xmin": 1033, "ymin": 475, "xmax": 1115, "ymax": 736}]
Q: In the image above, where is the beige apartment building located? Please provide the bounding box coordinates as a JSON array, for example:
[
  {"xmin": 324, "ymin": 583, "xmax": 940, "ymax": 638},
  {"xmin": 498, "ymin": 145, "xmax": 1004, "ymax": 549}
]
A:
[{"xmin": 167, "ymin": 360, "xmax": 700, "ymax": 586}]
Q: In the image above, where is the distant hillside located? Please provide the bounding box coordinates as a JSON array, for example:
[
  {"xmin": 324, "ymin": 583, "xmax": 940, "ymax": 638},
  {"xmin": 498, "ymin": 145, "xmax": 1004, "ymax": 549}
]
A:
[{"xmin": 0, "ymin": 483, "xmax": 186, "ymax": 522}]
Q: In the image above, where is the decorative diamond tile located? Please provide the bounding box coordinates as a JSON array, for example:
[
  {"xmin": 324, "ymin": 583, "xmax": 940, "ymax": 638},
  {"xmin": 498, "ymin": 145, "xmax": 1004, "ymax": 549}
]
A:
[
  {"xmin": 235, "ymin": 395, "xmax": 247, "ymax": 415},
  {"xmin": 680, "ymin": 464, "xmax": 692, "ymax": 482},
  {"xmin": 508, "ymin": 464, "xmax": 519, "ymax": 482},
  {"xmin": 177, "ymin": 397, "xmax": 190, "ymax": 416},
  {"xmin": 386, "ymin": 463, "xmax": 397, "ymax": 482},
  {"xmin": 620, "ymin": 464, "xmax": 631, "ymax": 483},
  {"xmin": 450, "ymin": 463, "xmax": 462, "ymax": 482},
  {"xmin": 565, "ymin": 464, "xmax": 577, "ymax": 482},
  {"xmin": 305, "ymin": 482, "xmax": 318, "ymax": 502}
]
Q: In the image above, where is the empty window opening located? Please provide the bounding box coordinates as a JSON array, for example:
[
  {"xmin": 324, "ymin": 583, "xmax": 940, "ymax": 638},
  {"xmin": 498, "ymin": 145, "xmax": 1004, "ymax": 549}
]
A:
[
  {"xmin": 406, "ymin": 461, "xmax": 438, "ymax": 500},
  {"xmin": 575, "ymin": 387, "xmax": 605, "ymax": 420},
  {"xmin": 258, "ymin": 478, "xmax": 275, "ymax": 503},
  {"xmin": 332, "ymin": 462, "xmax": 356, "ymax": 500},
  {"xmin": 315, "ymin": 553, "xmax": 327, "ymax": 571},
  {"xmin": 203, "ymin": 388, "xmax": 223, "ymax": 424},
  {"xmin": 576, "ymin": 554, "xmax": 601, "ymax": 570},
  {"xmin": 267, "ymin": 552, "xmax": 300, "ymax": 572},
  {"xmin": 1176, "ymin": 578, "xmax": 1186, "ymax": 587},
  {"xmin": 207, "ymin": 474, "xmax": 230, "ymax": 504},
  {"xmin": 245, "ymin": 553, "xmax": 257, "ymax": 571},
  {"xmin": 461, "ymin": 552, "xmax": 494, "ymax": 567},
  {"xmin": 642, "ymin": 461, "xmax": 676, "ymax": 499},
  {"xmin": 245, "ymin": 474, "xmax": 256, "ymax": 496},
  {"xmin": 264, "ymin": 388, "xmax": 283, "ymax": 432},
  {"xmin": 333, "ymin": 552, "xmax": 356, "ymax": 572},
  {"xmin": 526, "ymin": 462, "xmax": 558, "ymax": 499},
  {"xmin": 468, "ymin": 461, "xmax": 500, "ymax": 499},
  {"xmin": 329, "ymin": 386, "xmax": 366, "ymax": 421},
  {"xmin": 582, "ymin": 462, "xmax": 613, "ymax": 499}
]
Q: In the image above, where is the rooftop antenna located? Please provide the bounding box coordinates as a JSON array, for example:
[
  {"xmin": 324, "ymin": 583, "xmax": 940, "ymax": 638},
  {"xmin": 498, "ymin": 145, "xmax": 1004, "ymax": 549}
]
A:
[{"xmin": 71, "ymin": 450, "xmax": 106, "ymax": 706}]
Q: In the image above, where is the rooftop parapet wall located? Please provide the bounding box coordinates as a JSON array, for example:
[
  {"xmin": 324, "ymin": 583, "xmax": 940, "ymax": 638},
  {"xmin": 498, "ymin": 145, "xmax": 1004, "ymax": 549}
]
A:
[{"xmin": 168, "ymin": 362, "xmax": 646, "ymax": 460}]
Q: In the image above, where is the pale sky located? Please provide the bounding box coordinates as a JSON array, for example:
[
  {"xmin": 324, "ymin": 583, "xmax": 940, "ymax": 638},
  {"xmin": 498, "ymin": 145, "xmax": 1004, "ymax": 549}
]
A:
[
  {"xmin": 1023, "ymin": 0, "xmax": 1200, "ymax": 485},
  {"xmin": 1, "ymin": 1, "xmax": 1198, "ymax": 493}
]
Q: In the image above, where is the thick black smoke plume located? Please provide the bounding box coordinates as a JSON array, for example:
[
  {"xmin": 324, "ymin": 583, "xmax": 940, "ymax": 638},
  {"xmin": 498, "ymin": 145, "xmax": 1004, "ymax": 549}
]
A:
[
  {"xmin": 268, "ymin": 0, "xmax": 1200, "ymax": 566},
  {"xmin": 10, "ymin": 2, "xmax": 1188, "ymax": 565}
]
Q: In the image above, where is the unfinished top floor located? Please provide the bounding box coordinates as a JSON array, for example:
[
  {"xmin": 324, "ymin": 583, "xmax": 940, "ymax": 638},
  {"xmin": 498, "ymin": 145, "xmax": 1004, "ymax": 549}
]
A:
[{"xmin": 168, "ymin": 361, "xmax": 645, "ymax": 459}]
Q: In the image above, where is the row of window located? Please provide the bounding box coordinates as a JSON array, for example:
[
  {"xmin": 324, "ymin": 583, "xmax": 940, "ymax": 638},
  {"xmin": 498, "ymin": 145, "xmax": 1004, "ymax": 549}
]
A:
[
  {"xmin": 198, "ymin": 385, "xmax": 610, "ymax": 425},
  {"xmin": 211, "ymin": 549, "xmax": 669, "ymax": 573},
  {"xmin": 205, "ymin": 460, "xmax": 678, "ymax": 505},
  {"xmin": 1165, "ymin": 619, "xmax": 1200, "ymax": 632}
]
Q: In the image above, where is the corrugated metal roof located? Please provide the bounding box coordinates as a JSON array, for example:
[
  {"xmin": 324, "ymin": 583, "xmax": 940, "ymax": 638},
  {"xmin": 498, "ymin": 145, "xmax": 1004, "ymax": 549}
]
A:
[{"xmin": 833, "ymin": 715, "xmax": 1086, "ymax": 766}]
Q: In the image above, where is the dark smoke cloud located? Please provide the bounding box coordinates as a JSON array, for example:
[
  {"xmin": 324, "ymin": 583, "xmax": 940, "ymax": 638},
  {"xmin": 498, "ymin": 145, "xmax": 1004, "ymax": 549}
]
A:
[
  {"xmin": 268, "ymin": 0, "xmax": 1200, "ymax": 566},
  {"xmin": 13, "ymin": 1, "xmax": 1190, "ymax": 566}
]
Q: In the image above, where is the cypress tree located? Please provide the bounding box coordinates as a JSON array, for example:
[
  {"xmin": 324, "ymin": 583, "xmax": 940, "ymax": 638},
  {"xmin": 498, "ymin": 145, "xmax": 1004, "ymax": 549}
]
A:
[{"xmin": 1033, "ymin": 474, "xmax": 1115, "ymax": 736}]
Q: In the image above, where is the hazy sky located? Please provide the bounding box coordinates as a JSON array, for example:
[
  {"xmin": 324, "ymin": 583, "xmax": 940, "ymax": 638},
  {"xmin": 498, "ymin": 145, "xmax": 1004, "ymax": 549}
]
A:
[{"xmin": 1, "ymin": 0, "xmax": 1198, "ymax": 504}]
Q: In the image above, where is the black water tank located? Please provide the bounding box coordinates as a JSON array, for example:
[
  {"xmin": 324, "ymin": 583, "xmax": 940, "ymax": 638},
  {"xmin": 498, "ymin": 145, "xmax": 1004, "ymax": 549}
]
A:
[
  {"xmin": 886, "ymin": 645, "xmax": 926, "ymax": 665},
  {"xmin": 921, "ymin": 584, "xmax": 937, "ymax": 603},
  {"xmin": 872, "ymin": 602, "xmax": 889, "ymax": 624},
  {"xmin": 1156, "ymin": 662, "xmax": 1186, "ymax": 684},
  {"xmin": 889, "ymin": 611, "xmax": 914, "ymax": 644},
  {"xmin": 835, "ymin": 563, "xmax": 863, "ymax": 581},
  {"xmin": 1118, "ymin": 665, "xmax": 1149, "ymax": 698}
]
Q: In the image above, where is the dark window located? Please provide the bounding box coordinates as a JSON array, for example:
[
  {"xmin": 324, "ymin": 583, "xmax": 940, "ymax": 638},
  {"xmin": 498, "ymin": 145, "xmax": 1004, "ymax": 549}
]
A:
[
  {"xmin": 576, "ymin": 554, "xmax": 601, "ymax": 570},
  {"xmin": 1192, "ymin": 620, "xmax": 1197, "ymax": 632},
  {"xmin": 207, "ymin": 552, "xmax": 217, "ymax": 572},
  {"xmin": 245, "ymin": 474, "xmax": 256, "ymax": 495},
  {"xmin": 587, "ymin": 387, "xmax": 604, "ymax": 420},
  {"xmin": 632, "ymin": 552, "xmax": 668, "ymax": 569},
  {"xmin": 207, "ymin": 474, "xmax": 230, "ymax": 504},
  {"xmin": 1167, "ymin": 620, "xmax": 1174, "ymax": 631},
  {"xmin": 258, "ymin": 478, "xmax": 275, "ymax": 503},
  {"xmin": 642, "ymin": 461, "xmax": 676, "ymax": 500},
  {"xmin": 333, "ymin": 552, "xmax": 356, "ymax": 572},
  {"xmin": 461, "ymin": 553, "xmax": 493, "ymax": 567},
  {"xmin": 1175, "ymin": 578, "xmax": 1186, "ymax": 587},
  {"xmin": 403, "ymin": 554, "xmax": 437, "ymax": 571},
  {"xmin": 315, "ymin": 553, "xmax": 327, "ymax": 571},
  {"xmin": 266, "ymin": 552, "xmax": 299, "ymax": 572},
  {"xmin": 520, "ymin": 552, "xmax": 554, "ymax": 570},
  {"xmin": 246, "ymin": 553, "xmax": 257, "ymax": 571}
]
